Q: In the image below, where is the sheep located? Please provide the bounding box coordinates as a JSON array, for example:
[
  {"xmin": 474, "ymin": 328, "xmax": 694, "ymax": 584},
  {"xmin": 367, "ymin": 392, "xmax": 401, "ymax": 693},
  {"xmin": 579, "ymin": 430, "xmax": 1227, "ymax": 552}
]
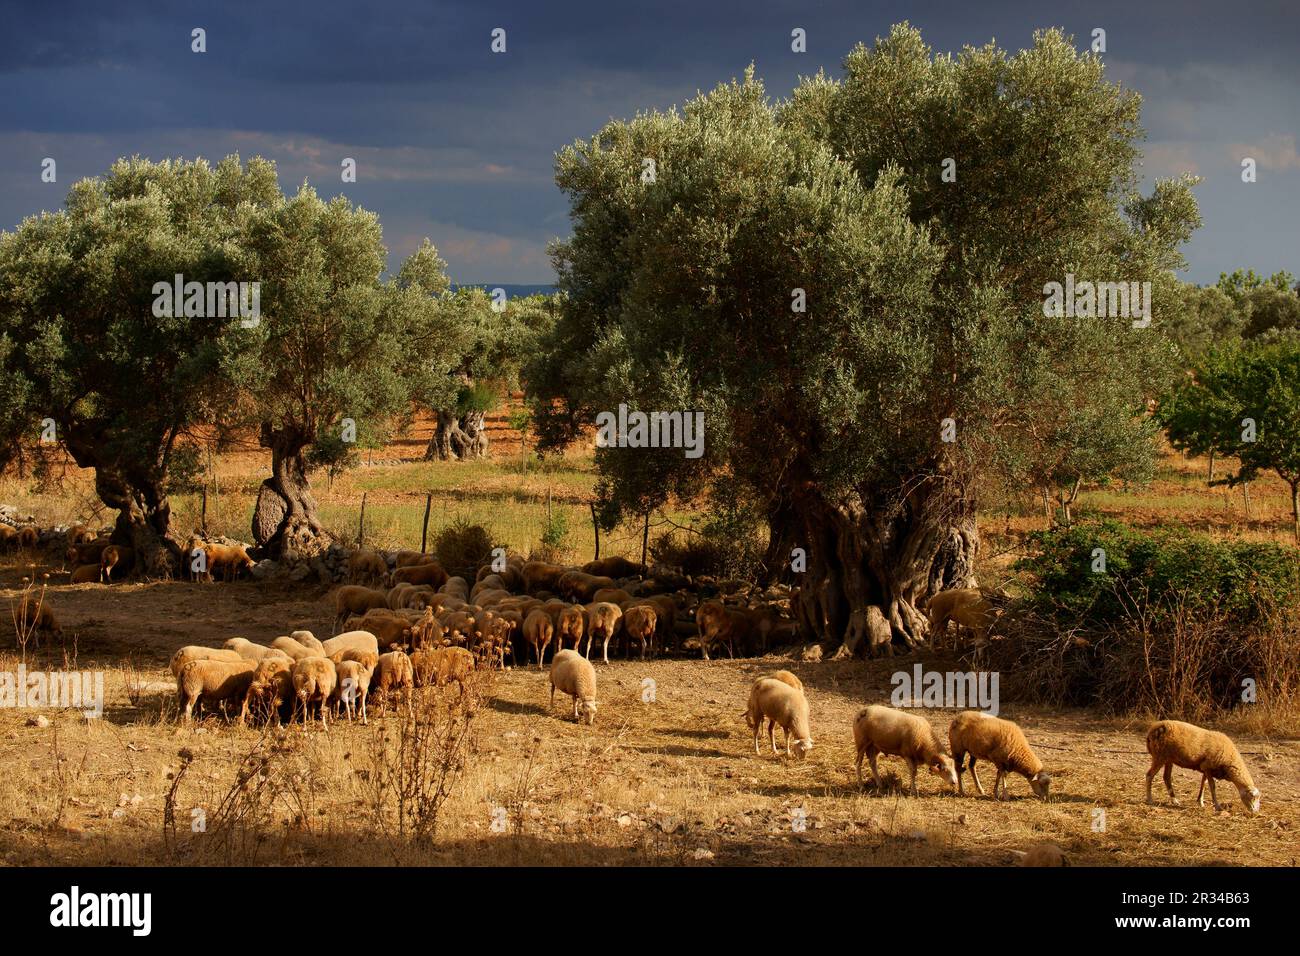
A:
[
  {"xmin": 393, "ymin": 550, "xmax": 430, "ymax": 569},
  {"xmin": 99, "ymin": 544, "xmax": 134, "ymax": 582},
  {"xmin": 406, "ymin": 607, "xmax": 444, "ymax": 650},
  {"xmin": 759, "ymin": 669, "xmax": 803, "ymax": 693},
  {"xmin": 470, "ymin": 574, "xmax": 508, "ymax": 601},
  {"xmin": 239, "ymin": 658, "xmax": 293, "ymax": 725},
  {"xmin": 948, "ymin": 711, "xmax": 1051, "ymax": 801},
  {"xmin": 373, "ymin": 651, "xmax": 414, "ymax": 706},
  {"xmin": 289, "ymin": 629, "xmax": 326, "ymax": 654},
  {"xmin": 320, "ymin": 629, "xmax": 380, "ymax": 661},
  {"xmin": 387, "ymin": 582, "xmax": 417, "ymax": 609},
  {"xmin": 331, "ymin": 659, "xmax": 374, "ymax": 723},
  {"xmin": 270, "ymin": 636, "xmax": 318, "ymax": 661},
  {"xmin": 522, "ymin": 560, "xmax": 567, "ymax": 594},
  {"xmin": 336, "ymin": 648, "xmax": 379, "ymax": 671},
  {"xmin": 549, "ymin": 649, "xmax": 598, "ymax": 724},
  {"xmin": 621, "ymin": 604, "xmax": 657, "ymax": 660},
  {"xmin": 333, "ymin": 585, "xmax": 390, "ymax": 628},
  {"xmin": 557, "ymin": 571, "xmax": 616, "ymax": 603},
  {"xmin": 348, "ymin": 549, "xmax": 389, "ymax": 585},
  {"xmin": 390, "ymin": 561, "xmax": 449, "ymax": 589},
  {"xmin": 411, "ymin": 646, "xmax": 475, "ymax": 693},
  {"xmin": 1145, "ymin": 719, "xmax": 1260, "ymax": 814},
  {"xmin": 927, "ymin": 588, "xmax": 994, "ymax": 649},
  {"xmin": 66, "ymin": 539, "xmax": 110, "ymax": 567},
  {"xmin": 743, "ymin": 677, "xmax": 813, "ymax": 759},
  {"xmin": 696, "ymin": 600, "xmax": 782, "ymax": 659},
  {"xmin": 441, "ymin": 576, "xmax": 471, "ymax": 600},
  {"xmin": 592, "ymin": 587, "xmax": 633, "ymax": 607},
  {"xmin": 18, "ymin": 526, "xmax": 39, "ymax": 550},
  {"xmin": 852, "ymin": 705, "xmax": 957, "ymax": 796},
  {"xmin": 169, "ymin": 645, "xmax": 246, "ymax": 678},
  {"xmin": 1013, "ymin": 844, "xmax": 1068, "ymax": 867},
  {"xmin": 582, "ymin": 556, "xmax": 645, "ymax": 579},
  {"xmin": 523, "ymin": 608, "xmax": 555, "ymax": 668},
  {"xmin": 352, "ymin": 611, "xmax": 412, "ymax": 651},
  {"xmin": 223, "ymin": 637, "xmax": 293, "ymax": 663},
  {"xmin": 65, "ymin": 523, "xmax": 96, "ymax": 546},
  {"xmin": 437, "ymin": 610, "xmax": 481, "ymax": 646},
  {"xmin": 176, "ymin": 659, "xmax": 257, "ymax": 722},
  {"xmin": 203, "ymin": 543, "xmax": 254, "ymax": 582},
  {"xmin": 555, "ymin": 604, "xmax": 585, "ymax": 653},
  {"xmin": 583, "ymin": 601, "xmax": 624, "ymax": 664},
  {"xmin": 69, "ymin": 564, "xmax": 101, "ymax": 584},
  {"xmin": 0, "ymin": 525, "xmax": 16, "ymax": 549},
  {"xmin": 290, "ymin": 657, "xmax": 337, "ymax": 730}
]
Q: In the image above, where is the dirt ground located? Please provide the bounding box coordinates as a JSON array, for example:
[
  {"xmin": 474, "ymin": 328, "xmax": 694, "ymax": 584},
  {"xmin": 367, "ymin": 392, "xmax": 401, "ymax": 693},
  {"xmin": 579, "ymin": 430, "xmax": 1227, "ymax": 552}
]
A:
[{"xmin": 1, "ymin": 575, "xmax": 1296, "ymax": 867}]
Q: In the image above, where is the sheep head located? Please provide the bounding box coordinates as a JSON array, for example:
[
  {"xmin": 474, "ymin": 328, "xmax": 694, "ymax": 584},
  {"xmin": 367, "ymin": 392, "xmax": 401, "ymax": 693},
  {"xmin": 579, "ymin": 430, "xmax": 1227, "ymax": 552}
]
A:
[
  {"xmin": 931, "ymin": 755, "xmax": 959, "ymax": 789},
  {"xmin": 791, "ymin": 737, "xmax": 813, "ymax": 760},
  {"xmin": 1030, "ymin": 771, "xmax": 1052, "ymax": 800}
]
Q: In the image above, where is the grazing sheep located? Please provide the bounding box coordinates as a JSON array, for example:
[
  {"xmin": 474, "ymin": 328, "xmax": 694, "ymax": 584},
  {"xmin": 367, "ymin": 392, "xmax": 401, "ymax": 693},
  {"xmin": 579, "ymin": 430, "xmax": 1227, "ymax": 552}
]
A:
[
  {"xmin": 203, "ymin": 543, "xmax": 254, "ymax": 582},
  {"xmin": 269, "ymin": 636, "xmax": 318, "ymax": 661},
  {"xmin": 411, "ymin": 646, "xmax": 475, "ymax": 693},
  {"xmin": 592, "ymin": 587, "xmax": 633, "ymax": 607},
  {"xmin": 386, "ymin": 582, "xmax": 417, "ymax": 609},
  {"xmin": 549, "ymin": 649, "xmax": 598, "ymax": 724},
  {"xmin": 393, "ymin": 550, "xmax": 430, "ymax": 569},
  {"xmin": 441, "ymin": 576, "xmax": 471, "ymax": 600},
  {"xmin": 927, "ymin": 588, "xmax": 994, "ymax": 648},
  {"xmin": 176, "ymin": 659, "xmax": 257, "ymax": 722},
  {"xmin": 695, "ymin": 600, "xmax": 781, "ymax": 659},
  {"xmin": 554, "ymin": 604, "xmax": 585, "ymax": 653},
  {"xmin": 99, "ymin": 544, "xmax": 134, "ymax": 582},
  {"xmin": 582, "ymin": 556, "xmax": 645, "ymax": 579},
  {"xmin": 1145, "ymin": 720, "xmax": 1260, "ymax": 814},
  {"xmin": 1013, "ymin": 844, "xmax": 1068, "ymax": 867},
  {"xmin": 0, "ymin": 525, "xmax": 16, "ymax": 549},
  {"xmin": 759, "ymin": 670, "xmax": 804, "ymax": 693},
  {"xmin": 353, "ymin": 611, "xmax": 412, "ymax": 651},
  {"xmin": 373, "ymin": 651, "xmax": 414, "ymax": 706},
  {"xmin": 522, "ymin": 561, "xmax": 567, "ymax": 594},
  {"xmin": 621, "ymin": 605, "xmax": 657, "ymax": 660},
  {"xmin": 558, "ymin": 571, "xmax": 616, "ymax": 603},
  {"xmin": 320, "ymin": 629, "xmax": 380, "ymax": 661},
  {"xmin": 331, "ymin": 659, "xmax": 374, "ymax": 723},
  {"xmin": 169, "ymin": 645, "xmax": 246, "ymax": 678},
  {"xmin": 583, "ymin": 602, "xmax": 624, "ymax": 664},
  {"xmin": 223, "ymin": 637, "xmax": 293, "ymax": 663},
  {"xmin": 390, "ymin": 561, "xmax": 449, "ymax": 589},
  {"xmin": 523, "ymin": 609, "xmax": 555, "ymax": 668},
  {"xmin": 348, "ymin": 549, "xmax": 389, "ymax": 585},
  {"xmin": 69, "ymin": 564, "xmax": 101, "ymax": 584},
  {"xmin": 289, "ymin": 629, "xmax": 326, "ymax": 654},
  {"xmin": 240, "ymin": 658, "xmax": 293, "ymax": 725},
  {"xmin": 744, "ymin": 677, "xmax": 813, "ymax": 760},
  {"xmin": 17, "ymin": 526, "xmax": 39, "ymax": 549},
  {"xmin": 333, "ymin": 585, "xmax": 390, "ymax": 628},
  {"xmin": 438, "ymin": 610, "xmax": 481, "ymax": 646},
  {"xmin": 852, "ymin": 705, "xmax": 957, "ymax": 796},
  {"xmin": 67, "ymin": 539, "xmax": 110, "ymax": 567},
  {"xmin": 290, "ymin": 657, "xmax": 337, "ymax": 730},
  {"xmin": 65, "ymin": 524, "xmax": 96, "ymax": 546},
  {"xmin": 949, "ymin": 712, "xmax": 1051, "ymax": 801}
]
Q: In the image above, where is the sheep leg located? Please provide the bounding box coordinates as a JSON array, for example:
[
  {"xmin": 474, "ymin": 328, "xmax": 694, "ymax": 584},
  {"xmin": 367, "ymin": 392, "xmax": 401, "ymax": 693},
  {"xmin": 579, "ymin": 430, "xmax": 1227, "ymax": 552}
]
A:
[
  {"xmin": 360, "ymin": 691, "xmax": 368, "ymax": 725},
  {"xmin": 319, "ymin": 698, "xmax": 328, "ymax": 732},
  {"xmin": 767, "ymin": 720, "xmax": 778, "ymax": 755},
  {"xmin": 954, "ymin": 752, "xmax": 965, "ymax": 795},
  {"xmin": 855, "ymin": 749, "xmax": 865, "ymax": 788},
  {"xmin": 1163, "ymin": 764, "xmax": 1179, "ymax": 804},
  {"xmin": 602, "ymin": 633, "xmax": 610, "ymax": 665},
  {"xmin": 1196, "ymin": 773, "xmax": 1207, "ymax": 807},
  {"xmin": 1208, "ymin": 776, "xmax": 1222, "ymax": 811},
  {"xmin": 868, "ymin": 752, "xmax": 881, "ymax": 790},
  {"xmin": 968, "ymin": 759, "xmax": 987, "ymax": 796},
  {"xmin": 1145, "ymin": 759, "xmax": 1161, "ymax": 804},
  {"xmin": 753, "ymin": 723, "xmax": 761, "ymax": 755}
]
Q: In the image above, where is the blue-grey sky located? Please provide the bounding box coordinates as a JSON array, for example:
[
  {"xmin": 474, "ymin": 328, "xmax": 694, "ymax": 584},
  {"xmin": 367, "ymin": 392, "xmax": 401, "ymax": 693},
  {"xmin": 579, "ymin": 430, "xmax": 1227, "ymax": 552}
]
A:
[{"xmin": 2, "ymin": 0, "xmax": 1296, "ymax": 284}]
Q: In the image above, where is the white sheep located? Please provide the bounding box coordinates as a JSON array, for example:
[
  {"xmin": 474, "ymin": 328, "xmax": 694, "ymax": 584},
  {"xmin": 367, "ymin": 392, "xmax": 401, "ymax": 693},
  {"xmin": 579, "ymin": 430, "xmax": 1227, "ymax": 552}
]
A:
[
  {"xmin": 176, "ymin": 659, "xmax": 257, "ymax": 722},
  {"xmin": 291, "ymin": 657, "xmax": 338, "ymax": 731},
  {"xmin": 331, "ymin": 659, "xmax": 374, "ymax": 724},
  {"xmin": 289, "ymin": 629, "xmax": 326, "ymax": 654},
  {"xmin": 744, "ymin": 677, "xmax": 813, "ymax": 760},
  {"xmin": 852, "ymin": 705, "xmax": 957, "ymax": 796},
  {"xmin": 549, "ymin": 648, "xmax": 598, "ymax": 724},
  {"xmin": 948, "ymin": 711, "xmax": 1051, "ymax": 801},
  {"xmin": 169, "ymin": 645, "xmax": 245, "ymax": 678},
  {"xmin": 321, "ymin": 629, "xmax": 379, "ymax": 661},
  {"xmin": 223, "ymin": 637, "xmax": 293, "ymax": 663},
  {"xmin": 269, "ymin": 636, "xmax": 317, "ymax": 661},
  {"xmin": 1145, "ymin": 719, "xmax": 1260, "ymax": 814}
]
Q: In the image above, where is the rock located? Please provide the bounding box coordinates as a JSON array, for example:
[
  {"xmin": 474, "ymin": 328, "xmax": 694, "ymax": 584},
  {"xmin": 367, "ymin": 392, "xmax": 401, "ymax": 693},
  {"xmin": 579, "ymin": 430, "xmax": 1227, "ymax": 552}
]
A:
[
  {"xmin": 25, "ymin": 715, "xmax": 50, "ymax": 728},
  {"xmin": 250, "ymin": 559, "xmax": 282, "ymax": 580},
  {"xmin": 289, "ymin": 562, "xmax": 313, "ymax": 582},
  {"xmin": 800, "ymin": 644, "xmax": 824, "ymax": 662}
]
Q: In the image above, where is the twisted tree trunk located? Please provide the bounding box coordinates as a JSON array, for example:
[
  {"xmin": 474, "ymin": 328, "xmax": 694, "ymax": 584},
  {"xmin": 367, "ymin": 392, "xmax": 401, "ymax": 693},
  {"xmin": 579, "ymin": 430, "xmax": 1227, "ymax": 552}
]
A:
[
  {"xmin": 253, "ymin": 425, "xmax": 329, "ymax": 557},
  {"xmin": 424, "ymin": 409, "xmax": 490, "ymax": 461}
]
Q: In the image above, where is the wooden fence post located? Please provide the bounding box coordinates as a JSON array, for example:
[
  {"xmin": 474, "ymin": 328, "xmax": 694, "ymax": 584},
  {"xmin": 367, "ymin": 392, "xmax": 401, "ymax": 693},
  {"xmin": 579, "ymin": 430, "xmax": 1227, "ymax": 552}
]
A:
[
  {"xmin": 358, "ymin": 492, "xmax": 367, "ymax": 547},
  {"xmin": 420, "ymin": 492, "xmax": 432, "ymax": 553}
]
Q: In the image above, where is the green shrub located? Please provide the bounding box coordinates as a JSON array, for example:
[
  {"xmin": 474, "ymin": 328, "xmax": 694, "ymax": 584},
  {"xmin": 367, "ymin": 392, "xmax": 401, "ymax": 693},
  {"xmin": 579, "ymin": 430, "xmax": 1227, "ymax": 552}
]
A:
[{"xmin": 432, "ymin": 519, "xmax": 498, "ymax": 580}]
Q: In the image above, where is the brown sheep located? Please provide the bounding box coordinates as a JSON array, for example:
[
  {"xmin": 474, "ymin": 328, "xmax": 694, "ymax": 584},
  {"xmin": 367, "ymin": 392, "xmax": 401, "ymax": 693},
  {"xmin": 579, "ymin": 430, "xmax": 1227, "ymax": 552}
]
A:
[
  {"xmin": 207, "ymin": 543, "xmax": 254, "ymax": 582},
  {"xmin": 411, "ymin": 646, "xmax": 474, "ymax": 693},
  {"xmin": 99, "ymin": 544, "xmax": 134, "ymax": 582},
  {"xmin": 239, "ymin": 658, "xmax": 293, "ymax": 725},
  {"xmin": 393, "ymin": 550, "xmax": 431, "ymax": 569},
  {"xmin": 354, "ymin": 610, "xmax": 413, "ymax": 651},
  {"xmin": 927, "ymin": 588, "xmax": 995, "ymax": 649},
  {"xmin": 66, "ymin": 539, "xmax": 110, "ymax": 567},
  {"xmin": 348, "ymin": 549, "xmax": 389, "ymax": 585},
  {"xmin": 621, "ymin": 605, "xmax": 657, "ymax": 660},
  {"xmin": 523, "ymin": 609, "xmax": 555, "ymax": 668},
  {"xmin": 583, "ymin": 602, "xmax": 624, "ymax": 664},
  {"xmin": 522, "ymin": 561, "xmax": 567, "ymax": 594},
  {"xmin": 592, "ymin": 587, "xmax": 633, "ymax": 607},
  {"xmin": 169, "ymin": 645, "xmax": 246, "ymax": 678},
  {"xmin": 373, "ymin": 651, "xmax": 414, "ymax": 706},
  {"xmin": 333, "ymin": 585, "xmax": 390, "ymax": 629},
  {"xmin": 582, "ymin": 556, "xmax": 646, "ymax": 579},
  {"xmin": 177, "ymin": 659, "xmax": 257, "ymax": 722},
  {"xmin": 558, "ymin": 571, "xmax": 616, "ymax": 603},
  {"xmin": 291, "ymin": 658, "xmax": 338, "ymax": 730},
  {"xmin": 390, "ymin": 561, "xmax": 449, "ymax": 589},
  {"xmin": 69, "ymin": 564, "xmax": 101, "ymax": 584},
  {"xmin": 17, "ymin": 526, "xmax": 39, "ymax": 550},
  {"xmin": 0, "ymin": 525, "xmax": 16, "ymax": 549},
  {"xmin": 331, "ymin": 659, "xmax": 374, "ymax": 723},
  {"xmin": 12, "ymin": 595, "xmax": 61, "ymax": 638}
]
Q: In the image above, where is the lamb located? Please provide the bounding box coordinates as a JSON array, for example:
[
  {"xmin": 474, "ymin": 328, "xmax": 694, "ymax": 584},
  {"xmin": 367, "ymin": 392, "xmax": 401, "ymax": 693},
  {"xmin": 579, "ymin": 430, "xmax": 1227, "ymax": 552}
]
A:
[
  {"xmin": 583, "ymin": 601, "xmax": 624, "ymax": 664},
  {"xmin": 1145, "ymin": 719, "xmax": 1260, "ymax": 814},
  {"xmin": 239, "ymin": 658, "xmax": 293, "ymax": 725},
  {"xmin": 852, "ymin": 705, "xmax": 957, "ymax": 796},
  {"xmin": 373, "ymin": 651, "xmax": 414, "ymax": 706},
  {"xmin": 348, "ymin": 549, "xmax": 389, "ymax": 585},
  {"xmin": 523, "ymin": 608, "xmax": 555, "ymax": 668},
  {"xmin": 290, "ymin": 657, "xmax": 338, "ymax": 730},
  {"xmin": 549, "ymin": 649, "xmax": 598, "ymax": 724},
  {"xmin": 330, "ymin": 659, "xmax": 374, "ymax": 723},
  {"xmin": 411, "ymin": 646, "xmax": 475, "ymax": 693},
  {"xmin": 743, "ymin": 677, "xmax": 813, "ymax": 759},
  {"xmin": 320, "ymin": 629, "xmax": 380, "ymax": 661},
  {"xmin": 69, "ymin": 564, "xmax": 101, "ymax": 584},
  {"xmin": 948, "ymin": 711, "xmax": 1051, "ymax": 800},
  {"xmin": 223, "ymin": 637, "xmax": 293, "ymax": 663},
  {"xmin": 389, "ymin": 561, "xmax": 449, "ymax": 589},
  {"xmin": 927, "ymin": 588, "xmax": 995, "ymax": 648},
  {"xmin": 176, "ymin": 659, "xmax": 257, "ymax": 722},
  {"xmin": 169, "ymin": 645, "xmax": 246, "ymax": 678},
  {"xmin": 99, "ymin": 544, "xmax": 134, "ymax": 582},
  {"xmin": 621, "ymin": 604, "xmax": 657, "ymax": 660},
  {"xmin": 333, "ymin": 585, "xmax": 390, "ymax": 628}
]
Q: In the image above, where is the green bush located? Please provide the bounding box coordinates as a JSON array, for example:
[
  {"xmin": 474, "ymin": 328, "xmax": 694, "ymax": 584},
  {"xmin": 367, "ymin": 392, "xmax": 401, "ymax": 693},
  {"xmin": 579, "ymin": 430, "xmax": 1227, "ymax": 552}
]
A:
[{"xmin": 432, "ymin": 519, "xmax": 498, "ymax": 580}]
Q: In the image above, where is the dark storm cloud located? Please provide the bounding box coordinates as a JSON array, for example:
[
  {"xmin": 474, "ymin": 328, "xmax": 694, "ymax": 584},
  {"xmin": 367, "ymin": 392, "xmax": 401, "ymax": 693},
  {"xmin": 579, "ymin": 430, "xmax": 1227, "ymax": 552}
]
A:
[{"xmin": 1, "ymin": 0, "xmax": 1297, "ymax": 282}]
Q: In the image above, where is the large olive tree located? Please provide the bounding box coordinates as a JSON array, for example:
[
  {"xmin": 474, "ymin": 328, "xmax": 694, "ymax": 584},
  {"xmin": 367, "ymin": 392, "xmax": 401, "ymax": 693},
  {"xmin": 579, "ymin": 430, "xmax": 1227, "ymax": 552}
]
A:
[{"xmin": 529, "ymin": 26, "xmax": 1197, "ymax": 650}]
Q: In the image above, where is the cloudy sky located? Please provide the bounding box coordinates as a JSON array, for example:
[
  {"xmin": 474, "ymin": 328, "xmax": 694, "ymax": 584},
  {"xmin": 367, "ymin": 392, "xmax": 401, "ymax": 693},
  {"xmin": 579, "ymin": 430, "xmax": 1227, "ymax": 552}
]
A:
[{"xmin": 2, "ymin": 0, "xmax": 1296, "ymax": 284}]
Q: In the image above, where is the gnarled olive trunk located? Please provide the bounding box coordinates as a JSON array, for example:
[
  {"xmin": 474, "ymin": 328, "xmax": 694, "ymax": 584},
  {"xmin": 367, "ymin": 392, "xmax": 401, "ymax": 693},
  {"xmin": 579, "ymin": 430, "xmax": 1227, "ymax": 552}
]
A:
[
  {"xmin": 423, "ymin": 409, "xmax": 489, "ymax": 461},
  {"xmin": 253, "ymin": 425, "xmax": 329, "ymax": 557},
  {"xmin": 782, "ymin": 478, "xmax": 978, "ymax": 656}
]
